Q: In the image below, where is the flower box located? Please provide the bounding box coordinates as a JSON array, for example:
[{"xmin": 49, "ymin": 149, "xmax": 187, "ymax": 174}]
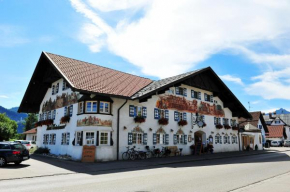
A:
[
  {"xmin": 224, "ymin": 125, "xmax": 231, "ymax": 129},
  {"xmin": 35, "ymin": 119, "xmax": 53, "ymax": 127},
  {"xmin": 232, "ymin": 126, "xmax": 239, "ymax": 130},
  {"xmin": 60, "ymin": 116, "xmax": 70, "ymax": 124},
  {"xmin": 178, "ymin": 120, "xmax": 188, "ymax": 126},
  {"xmin": 134, "ymin": 116, "xmax": 146, "ymax": 123},
  {"xmin": 158, "ymin": 118, "xmax": 169, "ymax": 125},
  {"xmin": 216, "ymin": 124, "xmax": 223, "ymax": 129}
]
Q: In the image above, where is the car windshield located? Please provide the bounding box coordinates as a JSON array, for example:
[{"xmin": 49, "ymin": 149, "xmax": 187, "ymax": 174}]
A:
[{"xmin": 21, "ymin": 141, "xmax": 30, "ymax": 144}]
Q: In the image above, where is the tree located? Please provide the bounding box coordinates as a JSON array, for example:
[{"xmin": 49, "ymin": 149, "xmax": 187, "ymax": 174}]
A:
[
  {"xmin": 0, "ymin": 113, "xmax": 18, "ymax": 141},
  {"xmin": 24, "ymin": 113, "xmax": 38, "ymax": 132}
]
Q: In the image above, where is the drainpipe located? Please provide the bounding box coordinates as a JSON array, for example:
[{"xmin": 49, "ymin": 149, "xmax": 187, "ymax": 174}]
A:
[{"xmin": 117, "ymin": 99, "xmax": 128, "ymax": 160}]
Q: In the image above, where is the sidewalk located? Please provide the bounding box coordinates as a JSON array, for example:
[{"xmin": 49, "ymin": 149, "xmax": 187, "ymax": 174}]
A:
[{"xmin": 0, "ymin": 148, "xmax": 281, "ymax": 181}]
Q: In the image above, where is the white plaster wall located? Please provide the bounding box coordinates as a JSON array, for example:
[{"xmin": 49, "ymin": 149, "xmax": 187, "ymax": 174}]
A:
[{"xmin": 25, "ymin": 134, "xmax": 36, "ymax": 141}]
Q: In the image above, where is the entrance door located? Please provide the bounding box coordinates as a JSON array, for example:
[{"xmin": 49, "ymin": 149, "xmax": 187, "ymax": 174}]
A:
[
  {"xmin": 242, "ymin": 135, "xmax": 250, "ymax": 151},
  {"xmin": 194, "ymin": 131, "xmax": 206, "ymax": 155}
]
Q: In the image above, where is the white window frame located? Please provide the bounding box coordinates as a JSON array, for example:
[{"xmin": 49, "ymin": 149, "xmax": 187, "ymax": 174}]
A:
[
  {"xmin": 99, "ymin": 131, "xmax": 110, "ymax": 145},
  {"xmin": 135, "ymin": 106, "xmax": 143, "ymax": 117},
  {"xmin": 85, "ymin": 131, "xmax": 95, "ymax": 145},
  {"xmin": 177, "ymin": 134, "xmax": 184, "ymax": 144},
  {"xmin": 52, "ymin": 134, "xmax": 56, "ymax": 145},
  {"xmin": 85, "ymin": 101, "xmax": 98, "ymax": 113},
  {"xmin": 156, "ymin": 134, "xmax": 164, "ymax": 144},
  {"xmin": 61, "ymin": 133, "xmax": 67, "ymax": 145},
  {"xmin": 100, "ymin": 101, "xmax": 110, "ymax": 114}
]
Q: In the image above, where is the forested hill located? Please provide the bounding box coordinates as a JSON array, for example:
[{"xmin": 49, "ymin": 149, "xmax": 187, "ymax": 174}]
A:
[{"xmin": 0, "ymin": 106, "xmax": 27, "ymax": 133}]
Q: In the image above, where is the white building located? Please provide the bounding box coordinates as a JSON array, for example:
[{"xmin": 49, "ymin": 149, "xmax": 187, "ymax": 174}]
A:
[{"xmin": 18, "ymin": 52, "xmax": 255, "ymax": 161}]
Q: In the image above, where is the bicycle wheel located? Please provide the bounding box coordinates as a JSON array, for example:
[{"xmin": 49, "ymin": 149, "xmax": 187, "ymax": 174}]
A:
[
  {"xmin": 122, "ymin": 152, "xmax": 130, "ymax": 160},
  {"xmin": 129, "ymin": 152, "xmax": 137, "ymax": 160},
  {"xmin": 146, "ymin": 151, "xmax": 152, "ymax": 159},
  {"xmin": 139, "ymin": 152, "xmax": 146, "ymax": 160}
]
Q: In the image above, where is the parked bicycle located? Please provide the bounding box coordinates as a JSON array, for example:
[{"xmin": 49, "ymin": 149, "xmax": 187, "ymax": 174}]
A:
[
  {"xmin": 160, "ymin": 146, "xmax": 171, "ymax": 158},
  {"xmin": 122, "ymin": 146, "xmax": 135, "ymax": 160},
  {"xmin": 130, "ymin": 147, "xmax": 146, "ymax": 160}
]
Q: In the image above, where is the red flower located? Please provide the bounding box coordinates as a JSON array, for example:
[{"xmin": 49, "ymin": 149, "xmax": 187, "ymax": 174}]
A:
[
  {"xmin": 158, "ymin": 118, "xmax": 169, "ymax": 125},
  {"xmin": 134, "ymin": 116, "xmax": 146, "ymax": 123},
  {"xmin": 178, "ymin": 120, "xmax": 188, "ymax": 126}
]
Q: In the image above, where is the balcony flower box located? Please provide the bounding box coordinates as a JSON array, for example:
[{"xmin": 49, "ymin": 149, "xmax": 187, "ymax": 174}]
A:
[
  {"xmin": 232, "ymin": 126, "xmax": 239, "ymax": 130},
  {"xmin": 60, "ymin": 116, "xmax": 70, "ymax": 124},
  {"xmin": 158, "ymin": 118, "xmax": 169, "ymax": 125},
  {"xmin": 35, "ymin": 119, "xmax": 53, "ymax": 127},
  {"xmin": 224, "ymin": 125, "xmax": 231, "ymax": 129},
  {"xmin": 178, "ymin": 120, "xmax": 188, "ymax": 126},
  {"xmin": 134, "ymin": 116, "xmax": 146, "ymax": 123},
  {"xmin": 216, "ymin": 124, "xmax": 223, "ymax": 129}
]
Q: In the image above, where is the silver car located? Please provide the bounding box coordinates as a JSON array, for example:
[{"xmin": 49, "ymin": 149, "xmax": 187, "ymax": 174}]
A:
[
  {"xmin": 284, "ymin": 140, "xmax": 290, "ymax": 147},
  {"xmin": 271, "ymin": 141, "xmax": 280, "ymax": 147}
]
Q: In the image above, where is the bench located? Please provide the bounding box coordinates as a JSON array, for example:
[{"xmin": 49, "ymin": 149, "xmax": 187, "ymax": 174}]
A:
[{"xmin": 167, "ymin": 146, "xmax": 181, "ymax": 156}]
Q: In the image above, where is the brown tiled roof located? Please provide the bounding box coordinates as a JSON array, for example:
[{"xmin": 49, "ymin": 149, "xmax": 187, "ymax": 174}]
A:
[
  {"xmin": 44, "ymin": 52, "xmax": 153, "ymax": 97},
  {"xmin": 23, "ymin": 128, "xmax": 37, "ymax": 134},
  {"xmin": 266, "ymin": 125, "xmax": 284, "ymax": 138},
  {"xmin": 239, "ymin": 111, "xmax": 269, "ymax": 133}
]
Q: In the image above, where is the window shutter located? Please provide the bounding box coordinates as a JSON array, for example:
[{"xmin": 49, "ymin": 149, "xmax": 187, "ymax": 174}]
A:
[
  {"xmin": 110, "ymin": 132, "xmax": 114, "ymax": 146},
  {"xmin": 174, "ymin": 111, "xmax": 179, "ymax": 121},
  {"xmin": 215, "ymin": 136, "xmax": 218, "ymax": 144},
  {"xmin": 198, "ymin": 92, "xmax": 201, "ymax": 100},
  {"xmin": 129, "ymin": 105, "xmax": 135, "ymax": 117},
  {"xmin": 173, "ymin": 134, "xmax": 177, "ymax": 145},
  {"xmin": 64, "ymin": 106, "xmax": 67, "ymax": 116},
  {"xmin": 128, "ymin": 133, "xmax": 133, "ymax": 145},
  {"xmin": 52, "ymin": 85, "xmax": 55, "ymax": 95},
  {"xmin": 165, "ymin": 134, "xmax": 169, "ymax": 145},
  {"xmin": 154, "ymin": 108, "xmax": 159, "ymax": 119},
  {"xmin": 142, "ymin": 107, "xmax": 147, "ymax": 118},
  {"xmin": 183, "ymin": 113, "xmax": 187, "ymax": 121},
  {"xmin": 228, "ymin": 136, "xmax": 230, "ymax": 144},
  {"xmin": 184, "ymin": 135, "xmax": 187, "ymax": 144},
  {"xmin": 43, "ymin": 134, "xmax": 46, "ymax": 144},
  {"xmin": 96, "ymin": 131, "xmax": 99, "ymax": 146},
  {"xmin": 165, "ymin": 110, "xmax": 169, "ymax": 119},
  {"xmin": 56, "ymin": 83, "xmax": 59, "ymax": 94},
  {"xmin": 220, "ymin": 136, "xmax": 222, "ymax": 144},
  {"xmin": 62, "ymin": 81, "xmax": 65, "ymax": 91},
  {"xmin": 49, "ymin": 134, "xmax": 51, "ymax": 145},
  {"xmin": 214, "ymin": 117, "xmax": 217, "ymax": 125},
  {"xmin": 80, "ymin": 131, "xmax": 83, "ymax": 146},
  {"xmin": 202, "ymin": 115, "xmax": 205, "ymax": 121},
  {"xmin": 61, "ymin": 133, "xmax": 64, "ymax": 145},
  {"xmin": 183, "ymin": 88, "xmax": 187, "ymax": 97},
  {"xmin": 143, "ymin": 133, "xmax": 148, "ymax": 145},
  {"xmin": 70, "ymin": 105, "xmax": 73, "ymax": 117},
  {"xmin": 230, "ymin": 119, "xmax": 233, "ymax": 126},
  {"xmin": 204, "ymin": 93, "xmax": 207, "ymax": 101},
  {"xmin": 153, "ymin": 133, "xmax": 157, "ymax": 145},
  {"xmin": 210, "ymin": 95, "xmax": 213, "ymax": 102},
  {"xmin": 191, "ymin": 90, "xmax": 194, "ymax": 98},
  {"xmin": 53, "ymin": 110, "xmax": 56, "ymax": 120},
  {"xmin": 175, "ymin": 87, "xmax": 179, "ymax": 95},
  {"xmin": 66, "ymin": 133, "xmax": 70, "ymax": 145}
]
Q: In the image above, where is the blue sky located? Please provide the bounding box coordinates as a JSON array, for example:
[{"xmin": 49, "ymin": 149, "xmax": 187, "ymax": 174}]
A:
[{"xmin": 1, "ymin": 0, "xmax": 290, "ymax": 113}]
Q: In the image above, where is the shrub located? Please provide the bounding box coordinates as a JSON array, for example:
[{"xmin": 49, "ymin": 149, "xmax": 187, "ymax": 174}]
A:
[{"xmin": 34, "ymin": 147, "xmax": 50, "ymax": 154}]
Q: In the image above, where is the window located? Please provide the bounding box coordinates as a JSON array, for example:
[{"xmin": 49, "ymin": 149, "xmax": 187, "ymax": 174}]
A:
[
  {"xmin": 204, "ymin": 93, "xmax": 212, "ymax": 102},
  {"xmin": 215, "ymin": 135, "xmax": 222, "ymax": 144},
  {"xmin": 154, "ymin": 108, "xmax": 168, "ymax": 119},
  {"xmin": 49, "ymin": 134, "xmax": 56, "ymax": 145},
  {"xmin": 258, "ymin": 125, "xmax": 262, "ymax": 129},
  {"xmin": 223, "ymin": 118, "xmax": 229, "ymax": 125},
  {"xmin": 56, "ymin": 83, "xmax": 59, "ymax": 94},
  {"xmin": 99, "ymin": 132, "xmax": 110, "ymax": 145},
  {"xmin": 214, "ymin": 117, "xmax": 221, "ymax": 125},
  {"xmin": 62, "ymin": 80, "xmax": 68, "ymax": 91},
  {"xmin": 52, "ymin": 110, "xmax": 56, "ymax": 120},
  {"xmin": 177, "ymin": 134, "xmax": 184, "ymax": 144},
  {"xmin": 232, "ymin": 136, "xmax": 238, "ymax": 144},
  {"xmin": 188, "ymin": 135, "xmax": 192, "ymax": 142},
  {"xmin": 156, "ymin": 134, "xmax": 165, "ymax": 144},
  {"xmin": 78, "ymin": 102, "xmax": 84, "ymax": 114},
  {"xmin": 231, "ymin": 119, "xmax": 237, "ymax": 126},
  {"xmin": 76, "ymin": 131, "xmax": 82, "ymax": 146},
  {"xmin": 86, "ymin": 101, "xmax": 98, "ymax": 113},
  {"xmin": 48, "ymin": 111, "xmax": 51, "ymax": 120},
  {"xmin": 43, "ymin": 134, "xmax": 49, "ymax": 145},
  {"xmin": 85, "ymin": 132, "xmax": 95, "ymax": 145},
  {"xmin": 69, "ymin": 105, "xmax": 73, "ymax": 117},
  {"xmin": 275, "ymin": 120, "xmax": 280, "ymax": 124},
  {"xmin": 52, "ymin": 85, "xmax": 55, "ymax": 95},
  {"xmin": 44, "ymin": 112, "xmax": 47, "ymax": 120},
  {"xmin": 100, "ymin": 101, "xmax": 110, "ymax": 114},
  {"xmin": 191, "ymin": 90, "xmax": 200, "ymax": 99},
  {"xmin": 175, "ymin": 87, "xmax": 187, "ymax": 97},
  {"xmin": 132, "ymin": 133, "xmax": 143, "ymax": 144},
  {"xmin": 61, "ymin": 132, "xmax": 70, "ymax": 145},
  {"xmin": 174, "ymin": 111, "xmax": 186, "ymax": 121}
]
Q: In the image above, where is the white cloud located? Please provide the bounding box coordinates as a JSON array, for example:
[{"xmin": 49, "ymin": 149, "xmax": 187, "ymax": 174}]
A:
[
  {"xmin": 0, "ymin": 95, "xmax": 9, "ymax": 99},
  {"xmin": 70, "ymin": 0, "xmax": 290, "ymax": 79},
  {"xmin": 219, "ymin": 75, "xmax": 244, "ymax": 86},
  {"xmin": 0, "ymin": 25, "xmax": 29, "ymax": 47}
]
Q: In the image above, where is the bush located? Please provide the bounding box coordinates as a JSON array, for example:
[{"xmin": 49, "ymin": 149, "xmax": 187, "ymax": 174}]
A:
[{"xmin": 34, "ymin": 147, "xmax": 50, "ymax": 154}]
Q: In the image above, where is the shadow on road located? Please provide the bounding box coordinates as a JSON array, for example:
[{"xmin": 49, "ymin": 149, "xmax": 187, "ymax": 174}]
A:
[
  {"xmin": 1, "ymin": 164, "xmax": 30, "ymax": 169},
  {"xmin": 28, "ymin": 149, "xmax": 290, "ymax": 176}
]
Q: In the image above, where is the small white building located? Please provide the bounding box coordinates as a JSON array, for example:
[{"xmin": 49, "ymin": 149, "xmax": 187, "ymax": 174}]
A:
[
  {"xmin": 23, "ymin": 128, "xmax": 37, "ymax": 141},
  {"xmin": 18, "ymin": 52, "xmax": 254, "ymax": 161}
]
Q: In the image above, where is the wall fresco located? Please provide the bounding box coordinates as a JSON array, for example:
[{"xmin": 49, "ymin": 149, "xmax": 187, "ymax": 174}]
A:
[
  {"xmin": 156, "ymin": 95, "xmax": 224, "ymax": 117},
  {"xmin": 77, "ymin": 116, "xmax": 112, "ymax": 127},
  {"xmin": 42, "ymin": 92, "xmax": 80, "ymax": 112}
]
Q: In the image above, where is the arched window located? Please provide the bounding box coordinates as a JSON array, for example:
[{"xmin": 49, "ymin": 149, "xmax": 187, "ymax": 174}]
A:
[{"xmin": 215, "ymin": 134, "xmax": 222, "ymax": 144}]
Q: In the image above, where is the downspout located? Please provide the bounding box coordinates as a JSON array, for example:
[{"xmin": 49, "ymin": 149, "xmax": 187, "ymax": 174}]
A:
[{"xmin": 117, "ymin": 99, "xmax": 128, "ymax": 160}]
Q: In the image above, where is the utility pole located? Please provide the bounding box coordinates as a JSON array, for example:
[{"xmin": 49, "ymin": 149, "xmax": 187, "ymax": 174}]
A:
[{"xmin": 248, "ymin": 102, "xmax": 251, "ymax": 112}]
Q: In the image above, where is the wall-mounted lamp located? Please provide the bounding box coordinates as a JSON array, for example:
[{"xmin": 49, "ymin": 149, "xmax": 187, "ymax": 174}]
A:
[
  {"xmin": 211, "ymin": 131, "xmax": 214, "ymax": 134},
  {"xmin": 171, "ymin": 129, "xmax": 174, "ymax": 132},
  {"xmin": 190, "ymin": 130, "xmax": 193, "ymax": 133},
  {"xmin": 222, "ymin": 132, "xmax": 224, "ymax": 135},
  {"xmin": 149, "ymin": 128, "xmax": 152, "ymax": 131},
  {"xmin": 123, "ymin": 126, "xmax": 127, "ymax": 130}
]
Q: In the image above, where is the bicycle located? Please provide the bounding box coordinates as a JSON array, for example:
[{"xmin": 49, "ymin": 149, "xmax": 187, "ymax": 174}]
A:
[
  {"xmin": 122, "ymin": 146, "xmax": 135, "ymax": 160},
  {"xmin": 160, "ymin": 146, "xmax": 171, "ymax": 158},
  {"xmin": 130, "ymin": 147, "xmax": 146, "ymax": 160}
]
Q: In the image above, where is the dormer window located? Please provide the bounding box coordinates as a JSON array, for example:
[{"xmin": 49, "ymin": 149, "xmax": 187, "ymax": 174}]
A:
[
  {"xmin": 86, "ymin": 101, "xmax": 98, "ymax": 113},
  {"xmin": 100, "ymin": 101, "xmax": 110, "ymax": 114}
]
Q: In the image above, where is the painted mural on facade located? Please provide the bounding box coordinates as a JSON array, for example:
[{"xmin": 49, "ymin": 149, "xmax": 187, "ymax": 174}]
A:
[
  {"xmin": 42, "ymin": 92, "xmax": 80, "ymax": 112},
  {"xmin": 156, "ymin": 95, "xmax": 224, "ymax": 117},
  {"xmin": 77, "ymin": 116, "xmax": 112, "ymax": 127}
]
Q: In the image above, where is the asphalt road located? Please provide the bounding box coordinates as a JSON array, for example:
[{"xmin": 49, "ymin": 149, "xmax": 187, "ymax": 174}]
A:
[{"xmin": 1, "ymin": 148, "xmax": 290, "ymax": 192}]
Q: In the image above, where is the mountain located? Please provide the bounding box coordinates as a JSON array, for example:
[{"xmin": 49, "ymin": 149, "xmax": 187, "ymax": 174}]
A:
[
  {"xmin": 0, "ymin": 106, "xmax": 27, "ymax": 133},
  {"xmin": 276, "ymin": 108, "xmax": 290, "ymax": 115}
]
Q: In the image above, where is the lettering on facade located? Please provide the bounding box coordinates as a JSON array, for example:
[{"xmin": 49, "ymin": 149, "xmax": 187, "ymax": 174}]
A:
[
  {"xmin": 42, "ymin": 92, "xmax": 80, "ymax": 112},
  {"xmin": 82, "ymin": 145, "xmax": 96, "ymax": 163},
  {"xmin": 156, "ymin": 95, "xmax": 224, "ymax": 117},
  {"xmin": 77, "ymin": 116, "xmax": 112, "ymax": 127}
]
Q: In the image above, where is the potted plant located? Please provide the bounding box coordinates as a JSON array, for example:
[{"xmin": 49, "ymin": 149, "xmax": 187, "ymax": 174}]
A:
[
  {"xmin": 207, "ymin": 144, "xmax": 214, "ymax": 154},
  {"xmin": 178, "ymin": 120, "xmax": 188, "ymax": 126},
  {"xmin": 42, "ymin": 119, "xmax": 53, "ymax": 126},
  {"xmin": 60, "ymin": 115, "xmax": 70, "ymax": 124},
  {"xmin": 224, "ymin": 125, "xmax": 231, "ymax": 129},
  {"xmin": 216, "ymin": 124, "xmax": 223, "ymax": 129},
  {"xmin": 134, "ymin": 116, "xmax": 146, "ymax": 123},
  {"xmin": 190, "ymin": 145, "xmax": 195, "ymax": 155},
  {"xmin": 158, "ymin": 117, "xmax": 169, "ymax": 125}
]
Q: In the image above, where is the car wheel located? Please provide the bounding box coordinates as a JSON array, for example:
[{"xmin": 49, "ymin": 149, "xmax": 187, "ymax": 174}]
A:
[
  {"xmin": 14, "ymin": 161, "xmax": 22, "ymax": 165},
  {"xmin": 0, "ymin": 157, "xmax": 7, "ymax": 167}
]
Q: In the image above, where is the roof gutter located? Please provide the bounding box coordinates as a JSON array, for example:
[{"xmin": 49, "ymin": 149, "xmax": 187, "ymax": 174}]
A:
[{"xmin": 117, "ymin": 99, "xmax": 128, "ymax": 160}]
